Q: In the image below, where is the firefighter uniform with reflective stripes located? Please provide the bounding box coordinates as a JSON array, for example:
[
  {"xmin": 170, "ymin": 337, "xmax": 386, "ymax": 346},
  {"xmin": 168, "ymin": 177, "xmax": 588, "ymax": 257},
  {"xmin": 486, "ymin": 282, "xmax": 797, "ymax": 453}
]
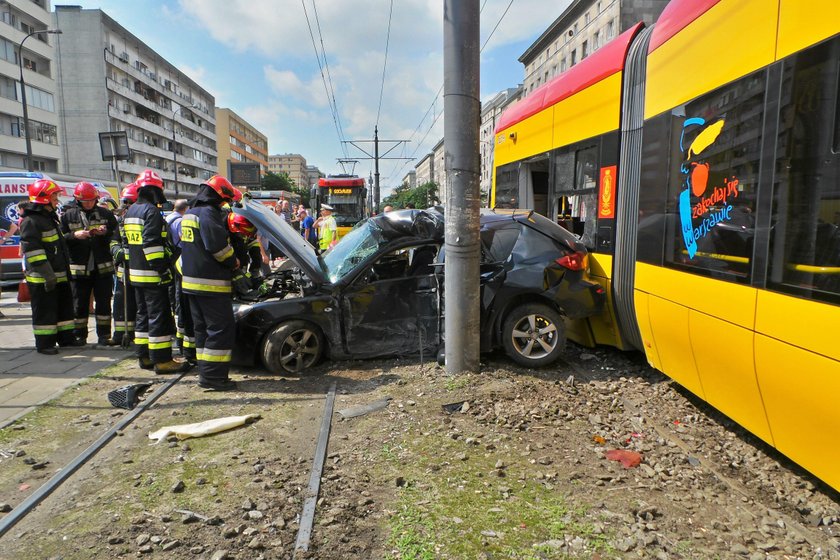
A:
[
  {"xmin": 60, "ymin": 200, "xmax": 117, "ymax": 341},
  {"xmin": 19, "ymin": 202, "xmax": 76, "ymax": 349},
  {"xmin": 125, "ymin": 198, "xmax": 175, "ymax": 364},
  {"xmin": 180, "ymin": 200, "xmax": 237, "ymax": 385},
  {"xmin": 109, "ymin": 214, "xmax": 135, "ymax": 345}
]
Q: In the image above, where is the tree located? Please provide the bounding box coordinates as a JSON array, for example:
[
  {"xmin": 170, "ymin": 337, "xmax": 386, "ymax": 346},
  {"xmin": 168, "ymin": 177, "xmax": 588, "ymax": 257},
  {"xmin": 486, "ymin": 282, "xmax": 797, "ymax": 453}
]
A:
[
  {"xmin": 260, "ymin": 171, "xmax": 294, "ymax": 192},
  {"xmin": 381, "ymin": 180, "xmax": 440, "ymax": 210},
  {"xmin": 259, "ymin": 171, "xmax": 310, "ymax": 207}
]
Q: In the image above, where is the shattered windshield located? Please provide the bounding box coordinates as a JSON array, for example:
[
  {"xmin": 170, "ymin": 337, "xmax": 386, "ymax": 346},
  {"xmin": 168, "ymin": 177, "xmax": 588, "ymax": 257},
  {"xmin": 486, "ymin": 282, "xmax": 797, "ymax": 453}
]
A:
[{"xmin": 322, "ymin": 219, "xmax": 385, "ymax": 282}]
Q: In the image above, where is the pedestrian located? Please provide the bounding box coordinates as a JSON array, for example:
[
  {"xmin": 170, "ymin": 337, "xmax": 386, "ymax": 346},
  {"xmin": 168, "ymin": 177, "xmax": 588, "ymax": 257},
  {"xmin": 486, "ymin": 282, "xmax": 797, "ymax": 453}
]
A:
[
  {"xmin": 315, "ymin": 203, "xmax": 338, "ymax": 252},
  {"xmin": 180, "ymin": 175, "xmax": 239, "ymax": 391},
  {"xmin": 125, "ymin": 169, "xmax": 190, "ymax": 374},
  {"xmin": 60, "ymin": 182, "xmax": 118, "ymax": 345},
  {"xmin": 19, "ymin": 179, "xmax": 81, "ymax": 354},
  {"xmin": 109, "ymin": 182, "xmax": 138, "ymax": 347},
  {"xmin": 382, "ymin": 205, "xmax": 393, "ymax": 214},
  {"xmin": 301, "ymin": 207, "xmax": 317, "ymax": 247},
  {"xmin": 404, "ymin": 202, "xmax": 416, "ymax": 209}
]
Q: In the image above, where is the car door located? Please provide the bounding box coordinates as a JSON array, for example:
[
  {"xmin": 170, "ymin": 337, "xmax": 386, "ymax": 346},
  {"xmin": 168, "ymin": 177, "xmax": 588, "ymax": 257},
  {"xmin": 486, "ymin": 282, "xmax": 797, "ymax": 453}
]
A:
[{"xmin": 340, "ymin": 245, "xmax": 441, "ymax": 358}]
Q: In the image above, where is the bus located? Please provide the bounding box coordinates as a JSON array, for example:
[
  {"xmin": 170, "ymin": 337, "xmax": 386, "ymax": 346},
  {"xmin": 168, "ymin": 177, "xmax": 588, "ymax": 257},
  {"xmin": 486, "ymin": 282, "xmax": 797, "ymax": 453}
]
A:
[
  {"xmin": 1, "ymin": 172, "xmax": 115, "ymax": 283},
  {"xmin": 311, "ymin": 175, "xmax": 368, "ymax": 238},
  {"xmin": 492, "ymin": 0, "xmax": 840, "ymax": 491}
]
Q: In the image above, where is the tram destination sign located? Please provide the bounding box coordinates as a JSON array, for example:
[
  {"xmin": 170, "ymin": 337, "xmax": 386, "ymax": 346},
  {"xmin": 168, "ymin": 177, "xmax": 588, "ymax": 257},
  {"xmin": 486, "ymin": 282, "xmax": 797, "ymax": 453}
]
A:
[{"xmin": 230, "ymin": 162, "xmax": 261, "ymax": 187}]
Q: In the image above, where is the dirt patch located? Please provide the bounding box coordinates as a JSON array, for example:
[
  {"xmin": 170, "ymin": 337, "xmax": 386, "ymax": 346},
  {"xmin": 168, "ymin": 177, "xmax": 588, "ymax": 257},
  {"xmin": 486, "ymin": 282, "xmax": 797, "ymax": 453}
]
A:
[{"xmin": 0, "ymin": 347, "xmax": 838, "ymax": 559}]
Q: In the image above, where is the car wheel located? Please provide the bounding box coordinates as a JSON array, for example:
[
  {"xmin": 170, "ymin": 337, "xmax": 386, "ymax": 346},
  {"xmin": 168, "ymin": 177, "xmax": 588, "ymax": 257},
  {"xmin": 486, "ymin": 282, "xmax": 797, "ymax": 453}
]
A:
[
  {"xmin": 261, "ymin": 320, "xmax": 324, "ymax": 375},
  {"xmin": 502, "ymin": 303, "xmax": 565, "ymax": 367}
]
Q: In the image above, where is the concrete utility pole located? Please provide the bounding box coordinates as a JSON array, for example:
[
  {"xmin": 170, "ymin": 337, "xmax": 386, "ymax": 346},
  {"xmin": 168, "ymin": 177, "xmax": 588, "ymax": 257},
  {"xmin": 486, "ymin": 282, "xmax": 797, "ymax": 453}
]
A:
[
  {"xmin": 443, "ymin": 0, "xmax": 481, "ymax": 374},
  {"xmin": 343, "ymin": 129, "xmax": 410, "ymax": 214}
]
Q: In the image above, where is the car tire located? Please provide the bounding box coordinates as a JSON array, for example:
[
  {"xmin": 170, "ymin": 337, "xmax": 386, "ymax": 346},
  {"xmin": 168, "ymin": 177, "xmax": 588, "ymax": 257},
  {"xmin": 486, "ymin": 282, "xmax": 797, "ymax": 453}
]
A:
[
  {"xmin": 501, "ymin": 303, "xmax": 565, "ymax": 367},
  {"xmin": 261, "ymin": 320, "xmax": 324, "ymax": 375}
]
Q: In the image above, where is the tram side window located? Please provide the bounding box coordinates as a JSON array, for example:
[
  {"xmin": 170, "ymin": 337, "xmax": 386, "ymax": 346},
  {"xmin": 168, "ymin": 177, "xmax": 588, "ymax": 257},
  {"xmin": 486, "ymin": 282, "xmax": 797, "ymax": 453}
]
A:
[
  {"xmin": 553, "ymin": 145, "xmax": 598, "ymax": 249},
  {"xmin": 494, "ymin": 163, "xmax": 519, "ymax": 208},
  {"xmin": 662, "ymin": 70, "xmax": 765, "ymax": 284},
  {"xmin": 768, "ymin": 36, "xmax": 840, "ymax": 305}
]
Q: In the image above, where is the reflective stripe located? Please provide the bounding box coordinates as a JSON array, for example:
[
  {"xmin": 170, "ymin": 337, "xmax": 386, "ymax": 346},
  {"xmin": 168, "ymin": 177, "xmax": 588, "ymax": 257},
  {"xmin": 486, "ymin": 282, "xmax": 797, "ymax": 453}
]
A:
[
  {"xmin": 26, "ymin": 254, "xmax": 47, "ymax": 264},
  {"xmin": 96, "ymin": 316, "xmax": 111, "ymax": 325},
  {"xmin": 34, "ymin": 327, "xmax": 58, "ymax": 335},
  {"xmin": 124, "ymin": 218, "xmax": 144, "ymax": 225},
  {"xmin": 70, "ymin": 264, "xmax": 88, "ymax": 272},
  {"xmin": 135, "ymin": 337, "xmax": 149, "ymax": 346},
  {"xmin": 58, "ymin": 322, "xmax": 75, "ymax": 331},
  {"xmin": 149, "ymin": 335, "xmax": 170, "ymax": 343},
  {"xmin": 25, "ymin": 249, "xmax": 45, "ymax": 258},
  {"xmin": 149, "ymin": 340, "xmax": 172, "ymax": 350},
  {"xmin": 181, "ymin": 215, "xmax": 199, "ymax": 227},
  {"xmin": 75, "ymin": 318, "xmax": 87, "ymax": 327},
  {"xmin": 213, "ymin": 245, "xmax": 234, "ymax": 262},
  {"xmin": 129, "ymin": 268, "xmax": 161, "ymax": 283},
  {"xmin": 182, "ymin": 275, "xmax": 232, "ymax": 294},
  {"xmin": 144, "ymin": 245, "xmax": 165, "ymax": 257},
  {"xmin": 97, "ymin": 262, "xmax": 115, "ymax": 272},
  {"xmin": 197, "ymin": 347, "xmax": 232, "ymax": 362},
  {"xmin": 41, "ymin": 229, "xmax": 58, "ymax": 242}
]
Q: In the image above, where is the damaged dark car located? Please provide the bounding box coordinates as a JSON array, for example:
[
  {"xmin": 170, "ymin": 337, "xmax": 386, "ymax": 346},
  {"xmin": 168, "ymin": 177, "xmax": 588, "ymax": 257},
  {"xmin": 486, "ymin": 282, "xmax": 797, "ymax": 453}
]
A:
[{"xmin": 231, "ymin": 200, "xmax": 604, "ymax": 375}]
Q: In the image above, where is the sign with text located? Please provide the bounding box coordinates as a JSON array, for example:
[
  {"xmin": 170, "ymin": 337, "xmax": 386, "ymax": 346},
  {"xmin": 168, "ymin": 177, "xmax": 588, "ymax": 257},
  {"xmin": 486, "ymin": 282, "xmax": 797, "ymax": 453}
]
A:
[{"xmin": 229, "ymin": 162, "xmax": 261, "ymax": 187}]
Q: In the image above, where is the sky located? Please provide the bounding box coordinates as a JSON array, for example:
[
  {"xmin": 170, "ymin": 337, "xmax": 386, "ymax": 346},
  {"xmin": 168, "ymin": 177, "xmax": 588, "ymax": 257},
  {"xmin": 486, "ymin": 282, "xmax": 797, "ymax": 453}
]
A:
[{"xmin": 64, "ymin": 0, "xmax": 571, "ymax": 194}]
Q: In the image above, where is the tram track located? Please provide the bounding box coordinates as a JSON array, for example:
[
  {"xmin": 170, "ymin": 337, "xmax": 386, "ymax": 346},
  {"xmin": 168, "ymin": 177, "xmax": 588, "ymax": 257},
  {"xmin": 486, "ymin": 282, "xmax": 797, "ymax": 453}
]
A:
[{"xmin": 0, "ymin": 365, "xmax": 342, "ymax": 558}]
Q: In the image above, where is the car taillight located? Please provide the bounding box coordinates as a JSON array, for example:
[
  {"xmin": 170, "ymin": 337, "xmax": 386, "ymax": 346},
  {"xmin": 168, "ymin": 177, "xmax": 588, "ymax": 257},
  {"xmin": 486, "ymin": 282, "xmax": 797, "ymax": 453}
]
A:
[{"xmin": 555, "ymin": 251, "xmax": 587, "ymax": 271}]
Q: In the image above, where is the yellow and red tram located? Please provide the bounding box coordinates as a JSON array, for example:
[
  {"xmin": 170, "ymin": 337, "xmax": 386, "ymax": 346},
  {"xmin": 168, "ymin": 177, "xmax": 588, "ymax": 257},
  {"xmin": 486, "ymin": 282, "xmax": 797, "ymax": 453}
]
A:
[{"xmin": 492, "ymin": 0, "xmax": 840, "ymax": 491}]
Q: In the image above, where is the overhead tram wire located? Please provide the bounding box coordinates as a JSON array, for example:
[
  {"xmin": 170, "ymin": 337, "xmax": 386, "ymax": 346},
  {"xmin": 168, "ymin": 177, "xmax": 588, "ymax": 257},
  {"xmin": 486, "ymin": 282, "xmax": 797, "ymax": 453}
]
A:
[
  {"xmin": 310, "ymin": 0, "xmax": 349, "ymax": 159},
  {"xmin": 387, "ymin": 0, "xmax": 515, "ymax": 183},
  {"xmin": 376, "ymin": 0, "xmax": 395, "ymax": 128},
  {"xmin": 301, "ymin": 0, "xmax": 348, "ymax": 159}
]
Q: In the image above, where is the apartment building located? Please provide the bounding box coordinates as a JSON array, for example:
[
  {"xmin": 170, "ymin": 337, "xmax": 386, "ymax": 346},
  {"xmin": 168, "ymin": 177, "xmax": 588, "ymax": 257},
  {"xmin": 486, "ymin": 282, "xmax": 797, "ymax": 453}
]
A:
[
  {"xmin": 0, "ymin": 0, "xmax": 61, "ymax": 172},
  {"xmin": 519, "ymin": 0, "xmax": 667, "ymax": 96},
  {"xmin": 305, "ymin": 164, "xmax": 323, "ymax": 190},
  {"xmin": 480, "ymin": 86, "xmax": 522, "ymax": 198},
  {"xmin": 414, "ymin": 152, "xmax": 432, "ymax": 190},
  {"xmin": 402, "ymin": 169, "xmax": 416, "ymax": 189},
  {"xmin": 268, "ymin": 153, "xmax": 307, "ymax": 188},
  {"xmin": 216, "ymin": 107, "xmax": 268, "ymax": 178},
  {"xmin": 53, "ymin": 6, "xmax": 217, "ymax": 194}
]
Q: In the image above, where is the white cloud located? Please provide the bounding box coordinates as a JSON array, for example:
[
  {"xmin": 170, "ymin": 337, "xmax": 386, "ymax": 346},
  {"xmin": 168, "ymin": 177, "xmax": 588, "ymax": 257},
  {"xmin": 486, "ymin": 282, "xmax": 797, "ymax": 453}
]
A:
[{"xmin": 176, "ymin": 0, "xmax": 567, "ymax": 180}]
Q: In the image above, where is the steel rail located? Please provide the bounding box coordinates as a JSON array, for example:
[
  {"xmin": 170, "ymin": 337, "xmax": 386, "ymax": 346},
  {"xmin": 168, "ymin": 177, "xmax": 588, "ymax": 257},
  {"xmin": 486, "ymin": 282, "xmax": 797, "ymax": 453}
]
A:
[
  {"xmin": 294, "ymin": 382, "xmax": 337, "ymax": 556},
  {"xmin": 0, "ymin": 373, "xmax": 186, "ymax": 539}
]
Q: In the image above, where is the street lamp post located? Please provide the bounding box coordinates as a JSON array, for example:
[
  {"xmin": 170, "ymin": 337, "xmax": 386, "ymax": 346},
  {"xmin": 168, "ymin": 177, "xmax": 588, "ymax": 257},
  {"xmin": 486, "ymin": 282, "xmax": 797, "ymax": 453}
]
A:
[{"xmin": 18, "ymin": 29, "xmax": 61, "ymax": 171}]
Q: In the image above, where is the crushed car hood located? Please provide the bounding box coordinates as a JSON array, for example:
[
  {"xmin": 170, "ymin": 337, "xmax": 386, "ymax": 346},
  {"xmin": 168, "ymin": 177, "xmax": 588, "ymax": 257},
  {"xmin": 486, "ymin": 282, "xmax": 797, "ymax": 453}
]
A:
[{"xmin": 234, "ymin": 200, "xmax": 328, "ymax": 285}]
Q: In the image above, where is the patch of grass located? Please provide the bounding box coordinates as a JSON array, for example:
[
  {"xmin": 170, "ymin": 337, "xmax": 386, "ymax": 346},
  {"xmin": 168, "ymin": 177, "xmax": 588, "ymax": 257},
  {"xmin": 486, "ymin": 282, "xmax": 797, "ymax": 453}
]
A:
[
  {"xmin": 370, "ymin": 419, "xmax": 615, "ymax": 559},
  {"xmin": 386, "ymin": 491, "xmax": 437, "ymax": 560},
  {"xmin": 443, "ymin": 374, "xmax": 471, "ymax": 392}
]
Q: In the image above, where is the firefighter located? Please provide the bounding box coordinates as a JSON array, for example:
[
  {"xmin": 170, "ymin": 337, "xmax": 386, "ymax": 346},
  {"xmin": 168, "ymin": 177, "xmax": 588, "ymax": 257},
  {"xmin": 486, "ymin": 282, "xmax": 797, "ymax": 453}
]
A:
[
  {"xmin": 125, "ymin": 169, "xmax": 189, "ymax": 374},
  {"xmin": 180, "ymin": 175, "xmax": 239, "ymax": 391},
  {"xmin": 19, "ymin": 179, "xmax": 82, "ymax": 354},
  {"xmin": 227, "ymin": 212, "xmax": 261, "ymax": 296},
  {"xmin": 60, "ymin": 182, "xmax": 118, "ymax": 345},
  {"xmin": 110, "ymin": 182, "xmax": 138, "ymax": 347},
  {"xmin": 166, "ymin": 199, "xmax": 196, "ymax": 364}
]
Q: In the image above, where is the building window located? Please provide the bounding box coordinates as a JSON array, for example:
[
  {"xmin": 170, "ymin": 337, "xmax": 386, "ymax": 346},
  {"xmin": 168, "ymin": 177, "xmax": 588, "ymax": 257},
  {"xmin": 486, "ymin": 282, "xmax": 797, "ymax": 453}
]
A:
[
  {"xmin": 608, "ymin": 20, "xmax": 614, "ymax": 38},
  {"xmin": 585, "ymin": 12, "xmax": 590, "ymax": 25},
  {"xmin": 571, "ymin": 49, "xmax": 577, "ymax": 66},
  {"xmin": 582, "ymin": 40, "xmax": 588, "ymax": 57}
]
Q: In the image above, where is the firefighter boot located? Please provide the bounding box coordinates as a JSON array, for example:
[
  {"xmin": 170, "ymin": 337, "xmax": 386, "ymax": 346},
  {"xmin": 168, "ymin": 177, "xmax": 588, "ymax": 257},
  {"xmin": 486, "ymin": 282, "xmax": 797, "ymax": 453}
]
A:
[
  {"xmin": 138, "ymin": 357, "xmax": 154, "ymax": 370},
  {"xmin": 154, "ymin": 359, "xmax": 193, "ymax": 375}
]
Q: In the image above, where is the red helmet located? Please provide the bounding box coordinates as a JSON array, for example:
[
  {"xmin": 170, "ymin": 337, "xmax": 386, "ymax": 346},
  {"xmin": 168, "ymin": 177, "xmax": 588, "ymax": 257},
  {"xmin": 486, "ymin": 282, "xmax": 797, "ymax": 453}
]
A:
[
  {"xmin": 204, "ymin": 175, "xmax": 236, "ymax": 202},
  {"xmin": 120, "ymin": 182, "xmax": 139, "ymax": 204},
  {"xmin": 231, "ymin": 187, "xmax": 243, "ymax": 203},
  {"xmin": 227, "ymin": 212, "xmax": 256, "ymax": 237},
  {"xmin": 136, "ymin": 169, "xmax": 164, "ymax": 189},
  {"xmin": 28, "ymin": 179, "xmax": 62, "ymax": 205},
  {"xmin": 73, "ymin": 182, "xmax": 99, "ymax": 202}
]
